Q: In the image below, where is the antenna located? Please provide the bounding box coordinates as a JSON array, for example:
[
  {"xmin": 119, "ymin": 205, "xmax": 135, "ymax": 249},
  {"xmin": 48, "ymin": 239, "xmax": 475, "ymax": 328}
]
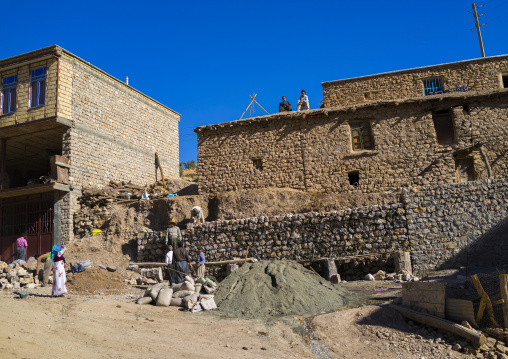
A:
[{"xmin": 239, "ymin": 93, "xmax": 270, "ymax": 120}]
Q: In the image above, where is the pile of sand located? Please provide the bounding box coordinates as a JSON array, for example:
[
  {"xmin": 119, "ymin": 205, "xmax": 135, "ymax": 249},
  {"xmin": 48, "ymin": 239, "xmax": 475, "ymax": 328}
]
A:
[
  {"xmin": 67, "ymin": 268, "xmax": 132, "ymax": 295},
  {"xmin": 214, "ymin": 260, "xmax": 350, "ymax": 318}
]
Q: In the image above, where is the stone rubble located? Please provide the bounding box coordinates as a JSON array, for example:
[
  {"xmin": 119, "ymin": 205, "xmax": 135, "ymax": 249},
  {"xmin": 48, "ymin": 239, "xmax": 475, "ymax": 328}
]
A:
[{"xmin": 0, "ymin": 259, "xmax": 42, "ymax": 290}]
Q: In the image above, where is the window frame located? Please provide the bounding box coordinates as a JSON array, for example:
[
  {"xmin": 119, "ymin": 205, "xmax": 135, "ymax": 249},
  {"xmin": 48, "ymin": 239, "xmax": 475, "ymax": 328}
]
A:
[
  {"xmin": 349, "ymin": 120, "xmax": 375, "ymax": 152},
  {"xmin": 1, "ymin": 75, "xmax": 18, "ymax": 115},
  {"xmin": 29, "ymin": 67, "xmax": 47, "ymax": 109},
  {"xmin": 422, "ymin": 77, "xmax": 444, "ymax": 96}
]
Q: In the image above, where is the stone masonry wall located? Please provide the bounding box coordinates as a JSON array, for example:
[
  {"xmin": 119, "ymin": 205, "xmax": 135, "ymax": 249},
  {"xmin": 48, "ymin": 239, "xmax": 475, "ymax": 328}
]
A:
[
  {"xmin": 196, "ymin": 92, "xmax": 508, "ymax": 195},
  {"xmin": 61, "ymin": 53, "xmax": 180, "ymax": 189},
  {"xmin": 322, "ymin": 55, "xmax": 508, "ymax": 107},
  {"xmin": 137, "ymin": 178, "xmax": 508, "ymax": 278},
  {"xmin": 405, "ymin": 178, "xmax": 508, "ymax": 273}
]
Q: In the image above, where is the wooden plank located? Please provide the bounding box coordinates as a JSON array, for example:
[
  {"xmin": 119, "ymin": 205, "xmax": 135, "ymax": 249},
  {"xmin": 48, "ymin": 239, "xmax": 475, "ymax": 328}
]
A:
[
  {"xmin": 297, "ymin": 251, "xmax": 399, "ymax": 263},
  {"xmin": 500, "ymin": 274, "xmax": 508, "ymax": 329},
  {"xmin": 390, "ymin": 304, "xmax": 486, "ymax": 347},
  {"xmin": 472, "ymin": 274, "xmax": 500, "ymax": 327}
]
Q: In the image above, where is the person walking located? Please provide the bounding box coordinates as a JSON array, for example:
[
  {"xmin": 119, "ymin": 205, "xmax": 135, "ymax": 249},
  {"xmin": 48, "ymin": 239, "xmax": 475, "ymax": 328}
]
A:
[
  {"xmin": 173, "ymin": 241, "xmax": 192, "ymax": 283},
  {"xmin": 195, "ymin": 247, "xmax": 206, "ymax": 278},
  {"xmin": 15, "ymin": 232, "xmax": 28, "ymax": 261},
  {"xmin": 51, "ymin": 245, "xmax": 67, "ymax": 296}
]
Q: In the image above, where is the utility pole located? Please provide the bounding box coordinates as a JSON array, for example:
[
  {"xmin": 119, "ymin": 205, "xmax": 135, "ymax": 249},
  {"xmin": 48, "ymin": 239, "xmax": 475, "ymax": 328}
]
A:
[{"xmin": 472, "ymin": 3, "xmax": 486, "ymax": 57}]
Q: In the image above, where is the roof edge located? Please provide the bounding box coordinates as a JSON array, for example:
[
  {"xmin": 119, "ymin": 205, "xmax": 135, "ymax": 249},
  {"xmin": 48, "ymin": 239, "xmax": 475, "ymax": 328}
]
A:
[
  {"xmin": 194, "ymin": 88, "xmax": 508, "ymax": 132},
  {"xmin": 321, "ymin": 54, "xmax": 508, "ymax": 86}
]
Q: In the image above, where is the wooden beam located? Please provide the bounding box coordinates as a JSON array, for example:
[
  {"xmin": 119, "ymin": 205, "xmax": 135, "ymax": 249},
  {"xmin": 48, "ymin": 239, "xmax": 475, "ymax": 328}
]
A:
[
  {"xmin": 500, "ymin": 274, "xmax": 508, "ymax": 329},
  {"xmin": 390, "ymin": 304, "xmax": 486, "ymax": 347}
]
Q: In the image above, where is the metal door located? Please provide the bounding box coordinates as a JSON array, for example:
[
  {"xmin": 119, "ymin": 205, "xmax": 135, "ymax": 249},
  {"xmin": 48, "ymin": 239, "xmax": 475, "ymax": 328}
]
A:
[{"xmin": 0, "ymin": 193, "xmax": 54, "ymax": 262}]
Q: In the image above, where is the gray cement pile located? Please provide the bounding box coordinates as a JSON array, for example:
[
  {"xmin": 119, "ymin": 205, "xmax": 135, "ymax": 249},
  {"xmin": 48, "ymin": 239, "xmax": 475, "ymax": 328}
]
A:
[{"xmin": 214, "ymin": 260, "xmax": 349, "ymax": 318}]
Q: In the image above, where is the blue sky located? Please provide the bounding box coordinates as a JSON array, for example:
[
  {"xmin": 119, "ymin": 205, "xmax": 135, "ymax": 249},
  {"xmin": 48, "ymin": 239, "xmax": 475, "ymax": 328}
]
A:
[{"xmin": 2, "ymin": 0, "xmax": 507, "ymax": 163}]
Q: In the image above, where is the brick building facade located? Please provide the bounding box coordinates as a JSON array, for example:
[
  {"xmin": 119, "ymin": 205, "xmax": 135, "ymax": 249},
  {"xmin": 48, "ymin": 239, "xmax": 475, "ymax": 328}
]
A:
[
  {"xmin": 0, "ymin": 46, "xmax": 180, "ymax": 261},
  {"xmin": 195, "ymin": 55, "xmax": 508, "ymax": 194}
]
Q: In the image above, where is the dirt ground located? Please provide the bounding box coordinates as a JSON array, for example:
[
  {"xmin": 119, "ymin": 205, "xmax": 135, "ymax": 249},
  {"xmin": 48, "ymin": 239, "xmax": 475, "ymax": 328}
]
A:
[{"xmin": 0, "ymin": 274, "xmax": 474, "ymax": 359}]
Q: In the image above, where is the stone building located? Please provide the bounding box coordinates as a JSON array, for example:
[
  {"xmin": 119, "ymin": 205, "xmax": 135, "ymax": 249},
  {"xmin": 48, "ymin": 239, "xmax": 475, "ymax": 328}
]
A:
[
  {"xmin": 195, "ymin": 55, "xmax": 508, "ymax": 194},
  {"xmin": 0, "ymin": 45, "xmax": 180, "ymax": 261}
]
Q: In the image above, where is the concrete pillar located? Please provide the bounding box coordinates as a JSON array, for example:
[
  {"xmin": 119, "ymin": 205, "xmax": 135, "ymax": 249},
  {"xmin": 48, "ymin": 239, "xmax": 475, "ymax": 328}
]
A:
[
  {"xmin": 394, "ymin": 251, "xmax": 412, "ymax": 275},
  {"xmin": 322, "ymin": 261, "xmax": 338, "ymax": 280}
]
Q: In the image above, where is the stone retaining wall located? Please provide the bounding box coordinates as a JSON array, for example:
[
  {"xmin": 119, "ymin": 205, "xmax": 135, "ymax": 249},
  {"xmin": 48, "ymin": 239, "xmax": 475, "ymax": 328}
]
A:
[{"xmin": 136, "ymin": 178, "xmax": 508, "ymax": 278}]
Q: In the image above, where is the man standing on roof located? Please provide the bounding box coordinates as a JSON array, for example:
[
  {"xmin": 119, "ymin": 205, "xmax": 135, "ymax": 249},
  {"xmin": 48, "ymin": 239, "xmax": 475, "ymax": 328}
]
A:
[
  {"xmin": 297, "ymin": 90, "xmax": 309, "ymax": 111},
  {"xmin": 165, "ymin": 219, "xmax": 182, "ymax": 251},
  {"xmin": 279, "ymin": 96, "xmax": 292, "ymax": 112}
]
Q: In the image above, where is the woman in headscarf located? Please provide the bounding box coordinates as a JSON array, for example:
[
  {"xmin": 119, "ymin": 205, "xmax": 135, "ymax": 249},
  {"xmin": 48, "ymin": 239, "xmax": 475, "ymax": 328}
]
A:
[{"xmin": 51, "ymin": 245, "xmax": 67, "ymax": 296}]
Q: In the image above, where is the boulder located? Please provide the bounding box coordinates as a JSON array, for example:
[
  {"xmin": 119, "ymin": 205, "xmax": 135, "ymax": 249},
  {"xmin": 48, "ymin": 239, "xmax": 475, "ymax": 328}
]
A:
[
  {"xmin": 155, "ymin": 288, "xmax": 173, "ymax": 307},
  {"xmin": 364, "ymin": 274, "xmax": 375, "ymax": 281},
  {"xmin": 373, "ymin": 270, "xmax": 386, "ymax": 281},
  {"xmin": 330, "ymin": 274, "xmax": 341, "ymax": 284}
]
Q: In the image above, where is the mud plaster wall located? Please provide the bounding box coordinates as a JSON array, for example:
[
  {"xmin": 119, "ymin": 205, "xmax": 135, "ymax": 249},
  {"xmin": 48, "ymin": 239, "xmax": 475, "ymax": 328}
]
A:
[
  {"xmin": 197, "ymin": 93, "xmax": 508, "ymax": 195},
  {"xmin": 137, "ymin": 178, "xmax": 508, "ymax": 278},
  {"xmin": 322, "ymin": 56, "xmax": 508, "ymax": 107}
]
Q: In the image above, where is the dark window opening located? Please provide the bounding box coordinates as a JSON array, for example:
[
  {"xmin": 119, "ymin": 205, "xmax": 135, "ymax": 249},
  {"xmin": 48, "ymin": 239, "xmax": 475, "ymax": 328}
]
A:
[
  {"xmin": 433, "ymin": 109, "xmax": 456, "ymax": 145},
  {"xmin": 252, "ymin": 158, "xmax": 263, "ymax": 171},
  {"xmin": 348, "ymin": 171, "xmax": 359, "ymax": 187},
  {"xmin": 502, "ymin": 74, "xmax": 508, "ymax": 88},
  {"xmin": 349, "ymin": 121, "xmax": 374, "ymax": 151},
  {"xmin": 455, "ymin": 158, "xmax": 475, "ymax": 183},
  {"xmin": 423, "ymin": 78, "xmax": 444, "ymax": 96}
]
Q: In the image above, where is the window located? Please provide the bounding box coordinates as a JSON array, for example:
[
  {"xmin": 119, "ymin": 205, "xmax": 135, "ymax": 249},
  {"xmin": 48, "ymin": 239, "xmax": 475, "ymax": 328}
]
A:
[
  {"xmin": 349, "ymin": 121, "xmax": 374, "ymax": 151},
  {"xmin": 252, "ymin": 158, "xmax": 263, "ymax": 171},
  {"xmin": 423, "ymin": 78, "xmax": 444, "ymax": 96},
  {"xmin": 455, "ymin": 158, "xmax": 474, "ymax": 183},
  {"xmin": 502, "ymin": 74, "xmax": 508, "ymax": 88},
  {"xmin": 348, "ymin": 171, "xmax": 359, "ymax": 187},
  {"xmin": 1, "ymin": 75, "xmax": 17, "ymax": 115},
  {"xmin": 432, "ymin": 110, "xmax": 456, "ymax": 145},
  {"xmin": 30, "ymin": 67, "xmax": 46, "ymax": 108}
]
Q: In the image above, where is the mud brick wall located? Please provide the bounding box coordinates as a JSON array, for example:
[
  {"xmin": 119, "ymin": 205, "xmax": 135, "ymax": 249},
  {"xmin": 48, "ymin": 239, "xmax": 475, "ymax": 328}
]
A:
[
  {"xmin": 60, "ymin": 53, "xmax": 180, "ymax": 189},
  {"xmin": 405, "ymin": 178, "xmax": 508, "ymax": 273},
  {"xmin": 322, "ymin": 55, "xmax": 508, "ymax": 107},
  {"xmin": 196, "ymin": 92, "xmax": 508, "ymax": 195}
]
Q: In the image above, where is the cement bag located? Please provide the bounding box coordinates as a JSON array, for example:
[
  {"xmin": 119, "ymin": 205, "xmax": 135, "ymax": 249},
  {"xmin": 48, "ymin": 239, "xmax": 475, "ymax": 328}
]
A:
[
  {"xmin": 194, "ymin": 283, "xmax": 203, "ymax": 293},
  {"xmin": 199, "ymin": 294, "xmax": 214, "ymax": 301},
  {"xmin": 184, "ymin": 276, "xmax": 195, "ymax": 285},
  {"xmin": 170, "ymin": 298, "xmax": 184, "ymax": 307},
  {"xmin": 203, "ymin": 285, "xmax": 216, "ymax": 294},
  {"xmin": 137, "ymin": 296, "xmax": 153, "ymax": 305},
  {"xmin": 183, "ymin": 293, "xmax": 200, "ymax": 310},
  {"xmin": 205, "ymin": 278, "xmax": 216, "ymax": 287},
  {"xmin": 172, "ymin": 281, "xmax": 195, "ymax": 293},
  {"xmin": 195, "ymin": 277, "xmax": 206, "ymax": 285},
  {"xmin": 172, "ymin": 290, "xmax": 194, "ymax": 298},
  {"xmin": 155, "ymin": 288, "xmax": 173, "ymax": 307},
  {"xmin": 200, "ymin": 297, "xmax": 217, "ymax": 311},
  {"xmin": 190, "ymin": 304, "xmax": 203, "ymax": 313},
  {"xmin": 145, "ymin": 282, "xmax": 168, "ymax": 301}
]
